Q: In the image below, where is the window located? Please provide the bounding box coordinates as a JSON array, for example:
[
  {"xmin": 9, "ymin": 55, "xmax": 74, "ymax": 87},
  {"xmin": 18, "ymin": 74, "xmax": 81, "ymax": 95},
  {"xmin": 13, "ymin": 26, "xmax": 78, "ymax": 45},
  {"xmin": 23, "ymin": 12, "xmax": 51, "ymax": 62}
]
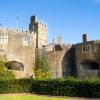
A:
[
  {"xmin": 82, "ymin": 45, "xmax": 91, "ymax": 53},
  {"xmin": 0, "ymin": 35, "xmax": 8, "ymax": 44},
  {"xmin": 28, "ymin": 37, "xmax": 32, "ymax": 44},
  {"xmin": 8, "ymin": 67, "xmax": 11, "ymax": 70},
  {"xmin": 23, "ymin": 37, "xmax": 32, "ymax": 46},
  {"xmin": 23, "ymin": 37, "xmax": 28, "ymax": 46},
  {"xmin": 86, "ymin": 45, "xmax": 91, "ymax": 52},
  {"xmin": 83, "ymin": 46, "xmax": 85, "ymax": 52},
  {"xmin": 6, "ymin": 61, "xmax": 24, "ymax": 71}
]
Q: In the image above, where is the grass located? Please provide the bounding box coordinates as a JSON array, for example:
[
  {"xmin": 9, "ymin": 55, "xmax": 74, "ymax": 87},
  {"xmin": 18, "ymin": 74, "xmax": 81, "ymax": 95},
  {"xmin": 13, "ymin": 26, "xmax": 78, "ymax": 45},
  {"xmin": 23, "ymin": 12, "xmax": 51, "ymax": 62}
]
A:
[{"xmin": 0, "ymin": 94, "xmax": 78, "ymax": 100}]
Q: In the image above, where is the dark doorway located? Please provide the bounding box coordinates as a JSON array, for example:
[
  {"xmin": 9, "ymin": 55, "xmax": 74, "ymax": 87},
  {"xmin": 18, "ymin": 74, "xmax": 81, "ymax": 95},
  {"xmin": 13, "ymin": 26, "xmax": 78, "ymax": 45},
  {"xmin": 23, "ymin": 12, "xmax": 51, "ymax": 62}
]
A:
[{"xmin": 62, "ymin": 48, "xmax": 76, "ymax": 78}]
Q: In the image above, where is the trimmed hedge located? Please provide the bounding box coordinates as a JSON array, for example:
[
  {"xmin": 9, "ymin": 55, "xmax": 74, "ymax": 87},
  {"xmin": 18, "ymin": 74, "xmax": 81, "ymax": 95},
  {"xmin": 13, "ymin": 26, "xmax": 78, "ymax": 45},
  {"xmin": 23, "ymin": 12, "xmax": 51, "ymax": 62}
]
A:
[
  {"xmin": 0, "ymin": 78, "xmax": 100, "ymax": 98},
  {"xmin": 31, "ymin": 78, "xmax": 100, "ymax": 98},
  {"xmin": 0, "ymin": 79, "xmax": 33, "ymax": 94}
]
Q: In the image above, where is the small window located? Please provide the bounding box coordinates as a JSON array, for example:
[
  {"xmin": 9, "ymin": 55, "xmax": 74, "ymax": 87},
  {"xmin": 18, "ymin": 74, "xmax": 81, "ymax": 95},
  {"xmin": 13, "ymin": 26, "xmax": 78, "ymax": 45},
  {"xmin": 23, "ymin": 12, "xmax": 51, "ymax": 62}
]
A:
[
  {"xmin": 83, "ymin": 46, "xmax": 85, "ymax": 52},
  {"xmin": 82, "ymin": 45, "xmax": 91, "ymax": 53},
  {"xmin": 6, "ymin": 61, "xmax": 24, "ymax": 71},
  {"xmin": 0, "ymin": 34, "xmax": 8, "ymax": 44},
  {"xmin": 23, "ymin": 37, "xmax": 28, "ymax": 46},
  {"xmin": 8, "ymin": 67, "xmax": 11, "ymax": 70},
  {"xmin": 87, "ymin": 45, "xmax": 91, "ymax": 52},
  {"xmin": 29, "ymin": 37, "xmax": 32, "ymax": 44},
  {"xmin": 42, "ymin": 45, "xmax": 45, "ymax": 47}
]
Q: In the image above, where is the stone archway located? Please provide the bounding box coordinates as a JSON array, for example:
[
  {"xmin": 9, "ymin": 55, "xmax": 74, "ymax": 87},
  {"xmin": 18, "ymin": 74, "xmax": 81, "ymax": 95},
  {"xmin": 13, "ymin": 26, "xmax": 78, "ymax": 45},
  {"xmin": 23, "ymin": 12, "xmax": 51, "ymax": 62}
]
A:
[
  {"xmin": 62, "ymin": 47, "xmax": 76, "ymax": 78},
  {"xmin": 80, "ymin": 60, "xmax": 99, "ymax": 70},
  {"xmin": 79, "ymin": 59, "xmax": 100, "ymax": 78},
  {"xmin": 5, "ymin": 61, "xmax": 24, "ymax": 71}
]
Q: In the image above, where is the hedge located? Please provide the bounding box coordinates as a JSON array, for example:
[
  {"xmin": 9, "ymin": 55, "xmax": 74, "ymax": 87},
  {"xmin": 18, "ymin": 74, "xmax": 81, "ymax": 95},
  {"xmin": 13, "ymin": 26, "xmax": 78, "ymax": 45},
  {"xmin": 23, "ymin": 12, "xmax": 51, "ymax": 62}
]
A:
[
  {"xmin": 0, "ymin": 78, "xmax": 100, "ymax": 98},
  {"xmin": 31, "ymin": 79, "xmax": 100, "ymax": 98},
  {"xmin": 0, "ymin": 79, "xmax": 33, "ymax": 93}
]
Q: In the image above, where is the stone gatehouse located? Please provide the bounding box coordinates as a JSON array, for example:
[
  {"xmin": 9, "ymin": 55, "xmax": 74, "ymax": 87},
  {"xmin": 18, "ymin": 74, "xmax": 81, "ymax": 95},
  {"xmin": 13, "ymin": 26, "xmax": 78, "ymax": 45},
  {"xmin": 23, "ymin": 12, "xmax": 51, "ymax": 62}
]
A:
[{"xmin": 0, "ymin": 15, "xmax": 99, "ymax": 79}]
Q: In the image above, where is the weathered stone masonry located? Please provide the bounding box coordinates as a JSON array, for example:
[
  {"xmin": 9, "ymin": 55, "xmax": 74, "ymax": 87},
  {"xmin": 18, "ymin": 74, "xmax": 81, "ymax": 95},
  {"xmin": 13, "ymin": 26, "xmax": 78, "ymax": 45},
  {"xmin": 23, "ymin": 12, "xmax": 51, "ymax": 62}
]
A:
[{"xmin": 0, "ymin": 15, "xmax": 99, "ymax": 79}]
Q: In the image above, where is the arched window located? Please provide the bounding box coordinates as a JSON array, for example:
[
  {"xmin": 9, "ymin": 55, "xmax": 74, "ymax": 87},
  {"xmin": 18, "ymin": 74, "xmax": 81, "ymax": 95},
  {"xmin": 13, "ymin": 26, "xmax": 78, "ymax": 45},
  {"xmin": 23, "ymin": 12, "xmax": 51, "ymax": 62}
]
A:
[
  {"xmin": 5, "ymin": 61, "xmax": 24, "ymax": 71},
  {"xmin": 80, "ymin": 60, "xmax": 99, "ymax": 70}
]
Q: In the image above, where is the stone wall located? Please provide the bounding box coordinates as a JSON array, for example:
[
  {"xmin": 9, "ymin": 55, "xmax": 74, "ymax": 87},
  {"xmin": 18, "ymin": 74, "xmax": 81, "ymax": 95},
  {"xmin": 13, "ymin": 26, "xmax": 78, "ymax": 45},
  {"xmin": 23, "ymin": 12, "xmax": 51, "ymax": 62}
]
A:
[
  {"xmin": 36, "ymin": 44, "xmax": 72, "ymax": 78},
  {"xmin": 0, "ymin": 28, "xmax": 36, "ymax": 78},
  {"xmin": 74, "ymin": 40, "xmax": 100, "ymax": 79}
]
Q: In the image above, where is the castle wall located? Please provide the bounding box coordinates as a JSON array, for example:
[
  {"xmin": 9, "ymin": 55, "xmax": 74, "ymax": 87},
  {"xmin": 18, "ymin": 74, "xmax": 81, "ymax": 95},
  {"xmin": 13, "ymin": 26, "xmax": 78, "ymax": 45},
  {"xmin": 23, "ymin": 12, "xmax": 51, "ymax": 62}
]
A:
[
  {"xmin": 36, "ymin": 44, "xmax": 72, "ymax": 78},
  {"xmin": 0, "ymin": 15, "xmax": 100, "ymax": 80},
  {"xmin": 47, "ymin": 51, "xmax": 63, "ymax": 78},
  {"xmin": 0, "ymin": 28, "xmax": 36, "ymax": 78},
  {"xmin": 75, "ymin": 40, "xmax": 100, "ymax": 79}
]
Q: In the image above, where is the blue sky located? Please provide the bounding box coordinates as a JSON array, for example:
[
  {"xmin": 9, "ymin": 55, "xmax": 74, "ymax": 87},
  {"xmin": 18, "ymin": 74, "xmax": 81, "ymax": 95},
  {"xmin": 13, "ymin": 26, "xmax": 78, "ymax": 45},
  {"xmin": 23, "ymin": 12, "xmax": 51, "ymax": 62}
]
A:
[{"xmin": 0, "ymin": 0, "xmax": 100, "ymax": 44}]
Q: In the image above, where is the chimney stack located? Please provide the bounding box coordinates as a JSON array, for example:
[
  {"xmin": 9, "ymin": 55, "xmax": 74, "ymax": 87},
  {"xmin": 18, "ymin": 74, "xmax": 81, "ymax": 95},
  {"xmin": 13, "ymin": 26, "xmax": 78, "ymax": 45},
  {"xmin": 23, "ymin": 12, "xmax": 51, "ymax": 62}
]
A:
[
  {"xmin": 82, "ymin": 34, "xmax": 88, "ymax": 43},
  {"xmin": 57, "ymin": 36, "xmax": 62, "ymax": 45},
  {"xmin": 51, "ymin": 38, "xmax": 55, "ymax": 44},
  {"xmin": 29, "ymin": 16, "xmax": 37, "ymax": 32}
]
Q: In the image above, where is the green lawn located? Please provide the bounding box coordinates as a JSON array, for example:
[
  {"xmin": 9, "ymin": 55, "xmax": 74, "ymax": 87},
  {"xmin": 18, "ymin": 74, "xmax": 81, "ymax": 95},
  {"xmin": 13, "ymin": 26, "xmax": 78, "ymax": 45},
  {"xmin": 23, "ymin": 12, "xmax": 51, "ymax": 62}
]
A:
[{"xmin": 0, "ymin": 94, "xmax": 77, "ymax": 100}]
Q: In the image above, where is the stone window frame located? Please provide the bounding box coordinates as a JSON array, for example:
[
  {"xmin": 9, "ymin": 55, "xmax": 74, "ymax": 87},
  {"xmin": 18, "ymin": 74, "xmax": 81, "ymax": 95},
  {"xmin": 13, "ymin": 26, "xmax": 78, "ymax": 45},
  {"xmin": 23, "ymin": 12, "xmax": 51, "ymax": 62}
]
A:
[
  {"xmin": 23, "ymin": 37, "xmax": 29, "ymax": 46},
  {"xmin": 0, "ymin": 34, "xmax": 8, "ymax": 44},
  {"xmin": 82, "ymin": 45, "xmax": 91, "ymax": 53}
]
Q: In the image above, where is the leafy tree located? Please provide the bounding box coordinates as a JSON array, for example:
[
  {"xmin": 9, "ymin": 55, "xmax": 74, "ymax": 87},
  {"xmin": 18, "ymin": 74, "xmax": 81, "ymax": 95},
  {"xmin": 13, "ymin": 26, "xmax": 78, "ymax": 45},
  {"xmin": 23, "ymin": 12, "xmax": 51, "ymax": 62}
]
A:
[
  {"xmin": 34, "ymin": 55, "xmax": 52, "ymax": 80},
  {"xmin": 0, "ymin": 58, "xmax": 15, "ymax": 80}
]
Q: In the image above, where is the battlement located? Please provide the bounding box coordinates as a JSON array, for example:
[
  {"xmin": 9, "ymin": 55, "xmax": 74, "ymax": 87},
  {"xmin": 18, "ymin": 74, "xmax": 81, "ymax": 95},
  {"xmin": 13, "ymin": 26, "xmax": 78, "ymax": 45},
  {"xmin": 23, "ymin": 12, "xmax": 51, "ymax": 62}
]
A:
[
  {"xmin": 0, "ymin": 27, "xmax": 30, "ymax": 34},
  {"xmin": 38, "ymin": 21, "xmax": 47, "ymax": 28}
]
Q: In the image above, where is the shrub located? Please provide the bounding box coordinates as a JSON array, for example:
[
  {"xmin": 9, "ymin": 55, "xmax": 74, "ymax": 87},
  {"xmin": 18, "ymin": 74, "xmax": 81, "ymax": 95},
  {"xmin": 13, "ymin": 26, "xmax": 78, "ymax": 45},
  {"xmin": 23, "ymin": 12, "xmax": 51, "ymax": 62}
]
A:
[
  {"xmin": 34, "ymin": 56, "xmax": 52, "ymax": 79},
  {"xmin": 31, "ymin": 78, "xmax": 100, "ymax": 97},
  {"xmin": 0, "ymin": 59, "xmax": 15, "ymax": 80},
  {"xmin": 0, "ymin": 78, "xmax": 100, "ymax": 98},
  {"xmin": 0, "ymin": 70, "xmax": 15, "ymax": 80},
  {"xmin": 0, "ymin": 79, "xmax": 33, "ymax": 93}
]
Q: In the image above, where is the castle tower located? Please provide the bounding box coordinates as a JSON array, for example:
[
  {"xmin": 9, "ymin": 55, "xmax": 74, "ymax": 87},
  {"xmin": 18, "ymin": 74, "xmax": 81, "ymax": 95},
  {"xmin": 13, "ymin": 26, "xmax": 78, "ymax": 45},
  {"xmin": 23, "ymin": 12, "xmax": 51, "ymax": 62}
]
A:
[{"xmin": 29, "ymin": 15, "xmax": 48, "ymax": 48}]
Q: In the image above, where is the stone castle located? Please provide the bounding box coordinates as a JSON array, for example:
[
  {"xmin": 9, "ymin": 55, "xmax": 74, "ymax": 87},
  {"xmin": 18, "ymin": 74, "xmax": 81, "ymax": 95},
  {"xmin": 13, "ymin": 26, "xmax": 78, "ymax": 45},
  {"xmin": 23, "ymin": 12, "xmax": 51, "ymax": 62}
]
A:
[{"xmin": 0, "ymin": 15, "xmax": 100, "ymax": 79}]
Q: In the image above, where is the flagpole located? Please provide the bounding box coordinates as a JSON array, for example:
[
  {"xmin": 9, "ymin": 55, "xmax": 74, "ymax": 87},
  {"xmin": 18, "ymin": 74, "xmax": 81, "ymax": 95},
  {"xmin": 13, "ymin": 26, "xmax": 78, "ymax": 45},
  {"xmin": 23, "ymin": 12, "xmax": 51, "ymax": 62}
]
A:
[
  {"xmin": 0, "ymin": 23, "xmax": 2, "ymax": 27},
  {"xmin": 17, "ymin": 16, "xmax": 19, "ymax": 29}
]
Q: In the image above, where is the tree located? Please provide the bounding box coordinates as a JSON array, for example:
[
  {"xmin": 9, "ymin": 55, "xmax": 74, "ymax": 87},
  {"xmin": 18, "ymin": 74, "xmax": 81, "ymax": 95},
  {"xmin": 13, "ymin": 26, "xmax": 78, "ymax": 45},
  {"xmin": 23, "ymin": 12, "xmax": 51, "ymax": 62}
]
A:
[
  {"xmin": 34, "ymin": 55, "xmax": 52, "ymax": 80},
  {"xmin": 0, "ymin": 58, "xmax": 15, "ymax": 80}
]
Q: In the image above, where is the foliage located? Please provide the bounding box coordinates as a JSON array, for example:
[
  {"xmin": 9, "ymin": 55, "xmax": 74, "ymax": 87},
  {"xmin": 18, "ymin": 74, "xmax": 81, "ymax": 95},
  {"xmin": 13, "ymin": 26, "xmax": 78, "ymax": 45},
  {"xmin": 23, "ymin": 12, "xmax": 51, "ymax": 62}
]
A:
[
  {"xmin": 0, "ymin": 78, "xmax": 100, "ymax": 98},
  {"xmin": 35, "ymin": 69, "xmax": 52, "ymax": 80},
  {"xmin": 34, "ymin": 56, "xmax": 52, "ymax": 79},
  {"xmin": 0, "ymin": 79, "xmax": 33, "ymax": 93},
  {"xmin": 31, "ymin": 78, "xmax": 100, "ymax": 98},
  {"xmin": 0, "ymin": 59, "xmax": 15, "ymax": 80}
]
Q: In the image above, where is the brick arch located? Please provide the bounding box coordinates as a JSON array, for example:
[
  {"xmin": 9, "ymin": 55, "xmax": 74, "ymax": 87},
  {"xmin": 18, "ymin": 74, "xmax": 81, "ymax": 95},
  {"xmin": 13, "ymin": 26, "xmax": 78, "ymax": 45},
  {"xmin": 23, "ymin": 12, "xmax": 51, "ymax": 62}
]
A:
[{"xmin": 5, "ymin": 61, "xmax": 24, "ymax": 71}]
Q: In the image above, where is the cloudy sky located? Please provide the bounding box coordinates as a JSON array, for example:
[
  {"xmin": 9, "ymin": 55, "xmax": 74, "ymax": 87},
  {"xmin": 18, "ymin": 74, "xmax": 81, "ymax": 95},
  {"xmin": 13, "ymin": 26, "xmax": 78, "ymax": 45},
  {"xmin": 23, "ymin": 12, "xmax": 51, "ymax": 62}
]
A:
[{"xmin": 0, "ymin": 0, "xmax": 100, "ymax": 43}]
